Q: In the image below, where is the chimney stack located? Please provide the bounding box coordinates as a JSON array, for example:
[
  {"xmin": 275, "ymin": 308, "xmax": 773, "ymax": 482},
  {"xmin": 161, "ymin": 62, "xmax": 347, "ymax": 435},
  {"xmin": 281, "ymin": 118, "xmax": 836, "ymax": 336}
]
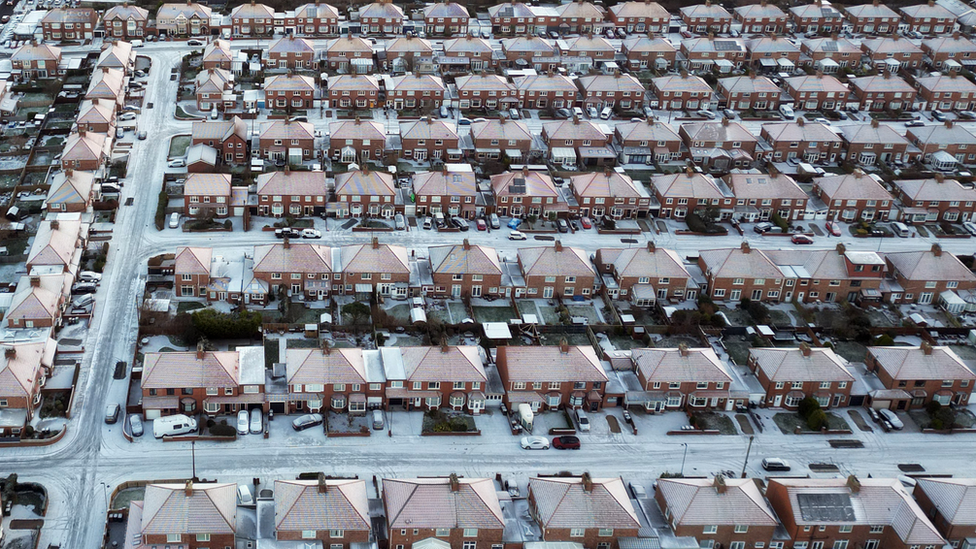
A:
[
  {"xmin": 647, "ymin": 241, "xmax": 655, "ymax": 252},
  {"xmin": 932, "ymin": 243, "xmax": 942, "ymax": 257},
  {"xmin": 581, "ymin": 472, "xmax": 593, "ymax": 492},
  {"xmin": 835, "ymin": 242, "xmax": 846, "ymax": 255},
  {"xmin": 185, "ymin": 480, "xmax": 194, "ymax": 497},
  {"xmin": 800, "ymin": 342, "xmax": 812, "ymax": 357},
  {"xmin": 450, "ymin": 473, "xmax": 460, "ymax": 491},
  {"xmin": 559, "ymin": 337, "xmax": 569, "ymax": 354},
  {"xmin": 554, "ymin": 240, "xmax": 563, "ymax": 252},
  {"xmin": 29, "ymin": 276, "xmax": 40, "ymax": 287},
  {"xmin": 870, "ymin": 118, "xmax": 879, "ymax": 128},
  {"xmin": 721, "ymin": 116, "xmax": 729, "ymax": 126},
  {"xmin": 441, "ymin": 341, "xmax": 450, "ymax": 354},
  {"xmin": 678, "ymin": 343, "xmax": 690, "ymax": 357},
  {"xmin": 713, "ymin": 475, "xmax": 727, "ymax": 494},
  {"xmin": 797, "ymin": 117, "xmax": 805, "ymax": 126},
  {"xmin": 318, "ymin": 472, "xmax": 329, "ymax": 493},
  {"xmin": 921, "ymin": 340, "xmax": 933, "ymax": 355},
  {"xmin": 196, "ymin": 342, "xmax": 205, "ymax": 360},
  {"xmin": 372, "ymin": 236, "xmax": 380, "ymax": 249},
  {"xmin": 741, "ymin": 241, "xmax": 751, "ymax": 254},
  {"xmin": 50, "ymin": 220, "xmax": 60, "ymax": 230},
  {"xmin": 846, "ymin": 475, "xmax": 861, "ymax": 493},
  {"xmin": 463, "ymin": 238, "xmax": 470, "ymax": 250},
  {"xmin": 3, "ymin": 347, "xmax": 14, "ymax": 359},
  {"xmin": 283, "ymin": 236, "xmax": 291, "ymax": 249}
]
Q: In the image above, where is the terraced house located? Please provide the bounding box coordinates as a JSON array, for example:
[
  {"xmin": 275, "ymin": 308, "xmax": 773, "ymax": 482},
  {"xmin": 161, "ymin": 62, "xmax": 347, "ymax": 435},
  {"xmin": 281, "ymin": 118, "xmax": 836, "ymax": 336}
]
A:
[
  {"xmin": 892, "ymin": 175, "xmax": 976, "ymax": 223},
  {"xmin": 733, "ymin": 1, "xmax": 788, "ymax": 34},
  {"xmin": 800, "ymin": 36, "xmax": 861, "ymax": 72},
  {"xmin": 884, "ymin": 244, "xmax": 976, "ymax": 305},
  {"xmin": 866, "ymin": 343, "xmax": 975, "ymax": 410},
  {"xmin": 456, "ymin": 74, "xmax": 518, "ymax": 111},
  {"xmin": 470, "ymin": 119, "xmax": 534, "ymax": 162},
  {"xmin": 595, "ymin": 243, "xmax": 694, "ymax": 304},
  {"xmin": 717, "ymin": 74, "xmax": 782, "ymax": 111},
  {"xmin": 620, "ymin": 35, "xmax": 676, "ymax": 71},
  {"xmin": 843, "ymin": 0, "xmax": 899, "ymax": 33},
  {"xmin": 851, "ymin": 73, "xmax": 917, "ymax": 112},
  {"xmin": 496, "ymin": 343, "xmax": 608, "ymax": 411},
  {"xmin": 388, "ymin": 74, "xmax": 445, "ymax": 109},
  {"xmin": 491, "ymin": 168, "xmax": 564, "ymax": 218},
  {"xmin": 256, "ymin": 169, "xmax": 327, "ymax": 217},
  {"xmin": 764, "ymin": 245, "xmax": 887, "ymax": 305},
  {"xmin": 749, "ymin": 344, "xmax": 854, "ymax": 408},
  {"xmin": 760, "ymin": 119, "xmax": 844, "ymax": 164},
  {"xmin": 570, "ymin": 170, "xmax": 650, "ymax": 219},
  {"xmin": 398, "ymin": 118, "xmax": 460, "ymax": 163},
  {"xmin": 723, "ymin": 171, "xmax": 808, "ymax": 221},
  {"xmin": 326, "ymin": 75, "xmax": 380, "ymax": 109},
  {"xmin": 813, "ymin": 170, "xmax": 896, "ymax": 221},
  {"xmin": 613, "ymin": 118, "xmax": 682, "ymax": 165}
]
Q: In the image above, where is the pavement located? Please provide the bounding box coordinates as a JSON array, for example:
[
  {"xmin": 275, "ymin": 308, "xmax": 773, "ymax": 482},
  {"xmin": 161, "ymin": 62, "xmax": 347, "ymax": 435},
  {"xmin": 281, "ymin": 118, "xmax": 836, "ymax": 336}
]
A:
[{"xmin": 9, "ymin": 38, "xmax": 976, "ymax": 549}]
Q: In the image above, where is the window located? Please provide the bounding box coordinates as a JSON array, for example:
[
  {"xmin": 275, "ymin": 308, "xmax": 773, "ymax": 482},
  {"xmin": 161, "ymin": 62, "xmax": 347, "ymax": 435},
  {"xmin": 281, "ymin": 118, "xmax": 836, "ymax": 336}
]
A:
[
  {"xmin": 570, "ymin": 529, "xmax": 585, "ymax": 538},
  {"xmin": 598, "ymin": 529, "xmax": 614, "ymax": 537},
  {"xmin": 703, "ymin": 525, "xmax": 718, "ymax": 534},
  {"xmin": 463, "ymin": 529, "xmax": 478, "ymax": 538},
  {"xmin": 331, "ymin": 530, "xmax": 344, "ymax": 538},
  {"xmin": 734, "ymin": 525, "xmax": 749, "ymax": 533},
  {"xmin": 436, "ymin": 529, "xmax": 450, "ymax": 537},
  {"xmin": 463, "ymin": 544, "xmax": 476, "ymax": 549},
  {"xmin": 838, "ymin": 525, "xmax": 852, "ymax": 533},
  {"xmin": 167, "ymin": 535, "xmax": 182, "ymax": 543},
  {"xmin": 303, "ymin": 531, "xmax": 316, "ymax": 539},
  {"xmin": 197, "ymin": 534, "xmax": 211, "ymax": 542}
]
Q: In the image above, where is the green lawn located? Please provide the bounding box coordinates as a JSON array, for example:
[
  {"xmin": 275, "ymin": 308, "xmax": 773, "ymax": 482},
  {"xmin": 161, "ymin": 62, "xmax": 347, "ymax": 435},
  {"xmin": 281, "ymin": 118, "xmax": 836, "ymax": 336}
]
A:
[
  {"xmin": 176, "ymin": 301, "xmax": 205, "ymax": 313},
  {"xmin": 169, "ymin": 135, "xmax": 192, "ymax": 157},
  {"xmin": 773, "ymin": 412, "xmax": 850, "ymax": 433},
  {"xmin": 472, "ymin": 305, "xmax": 515, "ymax": 323}
]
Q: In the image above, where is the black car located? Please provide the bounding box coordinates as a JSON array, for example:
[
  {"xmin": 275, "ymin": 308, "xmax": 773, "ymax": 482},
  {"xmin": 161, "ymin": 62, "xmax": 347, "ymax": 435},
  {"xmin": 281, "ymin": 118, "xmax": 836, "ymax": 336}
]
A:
[
  {"xmin": 292, "ymin": 413, "xmax": 324, "ymax": 431},
  {"xmin": 451, "ymin": 217, "xmax": 469, "ymax": 231},
  {"xmin": 275, "ymin": 228, "xmax": 301, "ymax": 239}
]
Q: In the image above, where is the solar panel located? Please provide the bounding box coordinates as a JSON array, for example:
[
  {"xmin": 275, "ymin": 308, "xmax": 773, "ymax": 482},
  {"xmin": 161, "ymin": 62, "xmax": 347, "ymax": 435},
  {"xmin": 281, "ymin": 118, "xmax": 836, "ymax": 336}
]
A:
[
  {"xmin": 714, "ymin": 40, "xmax": 741, "ymax": 51},
  {"xmin": 796, "ymin": 493, "xmax": 857, "ymax": 522},
  {"xmin": 499, "ymin": 6, "xmax": 514, "ymax": 17},
  {"xmin": 822, "ymin": 41, "xmax": 838, "ymax": 52}
]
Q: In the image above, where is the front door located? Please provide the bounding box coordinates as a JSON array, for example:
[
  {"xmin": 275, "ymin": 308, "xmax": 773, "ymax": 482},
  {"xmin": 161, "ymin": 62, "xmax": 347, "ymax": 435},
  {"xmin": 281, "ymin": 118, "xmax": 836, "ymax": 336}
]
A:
[
  {"xmin": 773, "ymin": 394, "xmax": 782, "ymax": 407},
  {"xmin": 589, "ymin": 401, "xmax": 598, "ymax": 412}
]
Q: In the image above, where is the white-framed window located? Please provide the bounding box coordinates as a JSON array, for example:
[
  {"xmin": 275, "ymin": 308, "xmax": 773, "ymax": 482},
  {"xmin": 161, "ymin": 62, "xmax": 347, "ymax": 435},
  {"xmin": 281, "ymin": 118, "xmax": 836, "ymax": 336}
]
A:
[{"xmin": 570, "ymin": 529, "xmax": 585, "ymax": 538}]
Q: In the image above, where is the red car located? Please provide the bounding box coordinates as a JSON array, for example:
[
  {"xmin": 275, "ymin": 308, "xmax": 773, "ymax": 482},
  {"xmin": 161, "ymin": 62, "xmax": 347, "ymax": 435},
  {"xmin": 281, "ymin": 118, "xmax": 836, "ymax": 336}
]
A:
[
  {"xmin": 476, "ymin": 219, "xmax": 487, "ymax": 231},
  {"xmin": 826, "ymin": 221, "xmax": 842, "ymax": 236},
  {"xmin": 580, "ymin": 217, "xmax": 592, "ymax": 229},
  {"xmin": 791, "ymin": 234, "xmax": 814, "ymax": 244},
  {"xmin": 552, "ymin": 435, "xmax": 581, "ymax": 450}
]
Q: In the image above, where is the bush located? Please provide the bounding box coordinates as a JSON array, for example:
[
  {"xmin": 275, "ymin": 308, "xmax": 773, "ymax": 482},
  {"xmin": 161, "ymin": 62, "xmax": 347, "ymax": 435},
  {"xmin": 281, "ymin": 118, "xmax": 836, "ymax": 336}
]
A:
[
  {"xmin": 797, "ymin": 397, "xmax": 821, "ymax": 420},
  {"xmin": 771, "ymin": 212, "xmax": 789, "ymax": 231},
  {"xmin": 934, "ymin": 407, "xmax": 955, "ymax": 429},
  {"xmin": 154, "ymin": 188, "xmax": 168, "ymax": 231},
  {"xmin": 685, "ymin": 211, "xmax": 727, "ymax": 234},
  {"xmin": 210, "ymin": 423, "xmax": 237, "ymax": 437},
  {"xmin": 925, "ymin": 400, "xmax": 942, "ymax": 415},
  {"xmin": 874, "ymin": 334, "xmax": 895, "ymax": 346},
  {"xmin": 807, "ymin": 409, "xmax": 827, "ymax": 431},
  {"xmin": 191, "ymin": 308, "xmax": 263, "ymax": 340}
]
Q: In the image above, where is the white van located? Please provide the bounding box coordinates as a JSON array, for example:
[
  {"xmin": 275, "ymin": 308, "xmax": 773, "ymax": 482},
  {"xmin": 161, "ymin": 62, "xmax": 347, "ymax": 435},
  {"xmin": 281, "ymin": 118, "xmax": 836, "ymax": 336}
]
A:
[
  {"xmin": 153, "ymin": 414, "xmax": 198, "ymax": 438},
  {"xmin": 779, "ymin": 104, "xmax": 795, "ymax": 119},
  {"xmin": 169, "ymin": 212, "xmax": 180, "ymax": 229},
  {"xmin": 891, "ymin": 221, "xmax": 910, "ymax": 237},
  {"xmin": 575, "ymin": 409, "xmax": 590, "ymax": 432},
  {"xmin": 131, "ymin": 39, "xmax": 144, "ymax": 48},
  {"xmin": 600, "ymin": 106, "xmax": 613, "ymax": 120}
]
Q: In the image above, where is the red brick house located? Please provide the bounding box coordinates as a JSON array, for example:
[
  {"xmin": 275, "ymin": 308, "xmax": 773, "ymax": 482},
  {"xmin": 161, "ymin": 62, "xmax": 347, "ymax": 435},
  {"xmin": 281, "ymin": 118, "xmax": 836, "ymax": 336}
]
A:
[
  {"xmin": 413, "ymin": 169, "xmax": 478, "ymax": 218},
  {"xmin": 746, "ymin": 36, "xmax": 801, "ymax": 71},
  {"xmin": 717, "ymin": 74, "xmax": 782, "ymax": 111},
  {"xmin": 553, "ymin": 1, "xmax": 605, "ymax": 33},
  {"xmin": 900, "ymin": 2, "xmax": 956, "ymax": 34},
  {"xmin": 656, "ymin": 477, "xmax": 780, "ymax": 549},
  {"xmin": 76, "ymin": 99, "xmax": 116, "ymax": 134},
  {"xmin": 284, "ymin": 347, "xmax": 376, "ymax": 413},
  {"xmin": 559, "ymin": 34, "xmax": 616, "ymax": 61},
  {"xmin": 496, "ymin": 343, "xmax": 608, "ymax": 411},
  {"xmin": 383, "ymin": 477, "xmax": 504, "ymax": 549},
  {"xmin": 921, "ymin": 32, "xmax": 976, "ymax": 69},
  {"xmin": 650, "ymin": 73, "xmax": 715, "ymax": 111},
  {"xmin": 61, "ymin": 130, "xmax": 110, "ymax": 171},
  {"xmin": 861, "ymin": 36, "xmax": 924, "ymax": 71},
  {"xmin": 679, "ymin": 1, "xmax": 732, "ymax": 33},
  {"xmin": 723, "ymin": 171, "xmax": 808, "ymax": 221},
  {"xmin": 264, "ymin": 73, "xmax": 315, "ymax": 110},
  {"xmin": 491, "ymin": 169, "xmax": 565, "ymax": 218},
  {"xmin": 529, "ymin": 475, "xmax": 640, "ymax": 549},
  {"xmin": 760, "ymin": 119, "xmax": 844, "ymax": 164},
  {"xmin": 327, "ymin": 75, "xmax": 380, "ymax": 109},
  {"xmin": 844, "ymin": 0, "xmax": 900, "ymax": 33},
  {"xmin": 202, "ymin": 39, "xmax": 233, "ymax": 70},
  {"xmin": 595, "ymin": 243, "xmax": 693, "ymax": 304},
  {"xmin": 621, "ymin": 35, "xmax": 676, "ymax": 71},
  {"xmin": 813, "ymin": 169, "xmax": 896, "ymax": 221},
  {"xmin": 386, "ymin": 35, "xmax": 434, "ymax": 72},
  {"xmin": 423, "ymin": 2, "xmax": 469, "ymax": 36},
  {"xmin": 252, "ymin": 242, "xmax": 331, "ymax": 300},
  {"xmin": 333, "ymin": 170, "xmax": 397, "ymax": 218},
  {"xmin": 175, "ymin": 246, "xmax": 214, "ymax": 299},
  {"xmin": 274, "ymin": 479, "xmax": 371, "ymax": 544},
  {"xmin": 570, "ymin": 170, "xmax": 650, "ymax": 219},
  {"xmin": 517, "ymin": 242, "xmax": 595, "ymax": 299},
  {"xmin": 613, "ymin": 119, "xmax": 682, "ymax": 165},
  {"xmin": 195, "ymin": 68, "xmax": 235, "ymax": 111},
  {"xmin": 471, "ymin": 119, "xmax": 533, "ymax": 162},
  {"xmin": 183, "ymin": 173, "xmax": 232, "ymax": 218},
  {"xmin": 764, "ymin": 245, "xmax": 887, "ymax": 305},
  {"xmin": 680, "ymin": 119, "xmax": 760, "ymax": 171},
  {"xmin": 336, "ymin": 240, "xmax": 410, "ymax": 298},
  {"xmin": 867, "ymin": 343, "xmax": 975, "ymax": 410},
  {"xmin": 142, "ymin": 345, "xmax": 266, "ymax": 417},
  {"xmin": 884, "ymin": 244, "xmax": 976, "ymax": 305},
  {"xmin": 789, "ymin": 1, "xmax": 844, "ymax": 33},
  {"xmin": 515, "ymin": 72, "xmax": 578, "ymax": 109},
  {"xmin": 103, "ymin": 4, "xmax": 149, "ymax": 39},
  {"xmin": 388, "ymin": 74, "xmax": 445, "ymax": 109},
  {"xmin": 699, "ymin": 243, "xmax": 785, "ymax": 302},
  {"xmin": 124, "ymin": 483, "xmax": 237, "ymax": 549},
  {"xmin": 259, "ymin": 119, "xmax": 315, "ymax": 161},
  {"xmin": 11, "ymin": 42, "xmax": 62, "ymax": 79},
  {"xmin": 358, "ymin": 0, "xmax": 403, "ymax": 35},
  {"xmin": 456, "ymin": 73, "xmax": 518, "ymax": 111},
  {"xmin": 913, "ymin": 478, "xmax": 976, "ymax": 547},
  {"xmin": 393, "ymin": 346, "xmax": 489, "ymax": 413},
  {"xmin": 852, "ymin": 73, "xmax": 917, "ymax": 111},
  {"xmin": 840, "ymin": 121, "xmax": 912, "ymax": 167},
  {"xmin": 784, "ymin": 72, "xmax": 850, "ymax": 111},
  {"xmin": 542, "ymin": 118, "xmax": 614, "ymax": 168},
  {"xmin": 502, "ymin": 36, "xmax": 556, "ymax": 71},
  {"xmin": 256, "ymin": 169, "xmax": 327, "ymax": 217},
  {"xmin": 325, "ymin": 36, "xmax": 374, "ymax": 71},
  {"xmin": 748, "ymin": 344, "xmax": 854, "ymax": 408},
  {"xmin": 577, "ymin": 73, "xmax": 646, "ymax": 110},
  {"xmin": 41, "ymin": 8, "xmax": 98, "ymax": 41},
  {"xmin": 295, "ymin": 2, "xmax": 340, "ymax": 35},
  {"xmin": 0, "ymin": 339, "xmax": 55, "ymax": 434},
  {"xmin": 733, "ymin": 1, "xmax": 787, "ymax": 34},
  {"xmin": 442, "ymin": 36, "xmax": 495, "ymax": 72},
  {"xmin": 914, "ymin": 73, "xmax": 976, "ymax": 112},
  {"xmin": 191, "ymin": 116, "xmax": 248, "ymax": 165},
  {"xmin": 679, "ymin": 37, "xmax": 747, "ymax": 72},
  {"xmin": 428, "ymin": 241, "xmax": 502, "ymax": 298},
  {"xmin": 800, "ymin": 36, "xmax": 862, "ymax": 72},
  {"xmin": 230, "ymin": 1, "xmax": 275, "ymax": 35},
  {"xmin": 767, "ymin": 477, "xmax": 947, "ymax": 549},
  {"xmin": 631, "ymin": 346, "xmax": 733, "ymax": 411},
  {"xmin": 399, "ymin": 118, "xmax": 461, "ymax": 163},
  {"xmin": 609, "ymin": 1, "xmax": 671, "ymax": 33},
  {"xmin": 893, "ymin": 175, "xmax": 976, "ymax": 223},
  {"xmin": 5, "ymin": 275, "xmax": 68, "ymax": 329},
  {"xmin": 489, "ymin": 2, "xmax": 539, "ymax": 35},
  {"xmin": 155, "ymin": 2, "xmax": 213, "ymax": 36},
  {"xmin": 906, "ymin": 121, "xmax": 976, "ymax": 169},
  {"xmin": 265, "ymin": 35, "xmax": 315, "ymax": 69},
  {"xmin": 651, "ymin": 170, "xmax": 734, "ymax": 219},
  {"xmin": 329, "ymin": 118, "xmax": 385, "ymax": 163}
]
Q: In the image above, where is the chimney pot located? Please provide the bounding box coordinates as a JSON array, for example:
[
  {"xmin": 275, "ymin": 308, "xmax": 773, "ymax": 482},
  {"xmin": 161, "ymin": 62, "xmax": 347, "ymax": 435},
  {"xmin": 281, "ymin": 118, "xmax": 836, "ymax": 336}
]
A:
[
  {"xmin": 450, "ymin": 473, "xmax": 460, "ymax": 491},
  {"xmin": 713, "ymin": 474, "xmax": 727, "ymax": 494},
  {"xmin": 185, "ymin": 480, "xmax": 194, "ymax": 496},
  {"xmin": 372, "ymin": 236, "xmax": 380, "ymax": 249},
  {"xmin": 921, "ymin": 340, "xmax": 934, "ymax": 355},
  {"xmin": 741, "ymin": 241, "xmax": 751, "ymax": 253},
  {"xmin": 3, "ymin": 347, "xmax": 15, "ymax": 359},
  {"xmin": 581, "ymin": 472, "xmax": 593, "ymax": 492},
  {"xmin": 800, "ymin": 342, "xmax": 812, "ymax": 357},
  {"xmin": 318, "ymin": 472, "xmax": 329, "ymax": 492},
  {"xmin": 932, "ymin": 243, "xmax": 942, "ymax": 257}
]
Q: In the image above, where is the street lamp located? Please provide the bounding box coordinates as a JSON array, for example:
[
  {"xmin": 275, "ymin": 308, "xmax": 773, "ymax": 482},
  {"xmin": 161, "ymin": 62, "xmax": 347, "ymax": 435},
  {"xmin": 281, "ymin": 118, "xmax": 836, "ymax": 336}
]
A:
[
  {"xmin": 740, "ymin": 435, "xmax": 755, "ymax": 478},
  {"xmin": 680, "ymin": 443, "xmax": 688, "ymax": 476}
]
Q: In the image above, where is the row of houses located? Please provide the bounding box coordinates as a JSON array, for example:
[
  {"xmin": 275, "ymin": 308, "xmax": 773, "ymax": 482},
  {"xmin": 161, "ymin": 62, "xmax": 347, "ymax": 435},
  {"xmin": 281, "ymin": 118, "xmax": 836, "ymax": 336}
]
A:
[
  {"xmin": 119, "ymin": 475, "xmax": 976, "ymax": 549},
  {"xmin": 41, "ymin": 0, "xmax": 966, "ymax": 43}
]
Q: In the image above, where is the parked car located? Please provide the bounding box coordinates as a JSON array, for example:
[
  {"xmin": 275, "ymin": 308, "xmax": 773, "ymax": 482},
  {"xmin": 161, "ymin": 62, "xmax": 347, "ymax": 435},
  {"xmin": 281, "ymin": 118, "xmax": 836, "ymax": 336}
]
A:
[
  {"xmin": 119, "ymin": 112, "xmax": 137, "ymax": 121},
  {"xmin": 552, "ymin": 435, "xmax": 580, "ymax": 450},
  {"xmin": 826, "ymin": 221, "xmax": 842, "ymax": 236},
  {"xmin": 905, "ymin": 120, "xmax": 925, "ymax": 128},
  {"xmin": 761, "ymin": 458, "xmax": 791, "ymax": 471},
  {"xmin": 169, "ymin": 212, "xmax": 180, "ymax": 229},
  {"xmin": 580, "ymin": 216, "xmax": 592, "ymax": 229},
  {"xmin": 292, "ymin": 413, "xmax": 324, "ymax": 431},
  {"xmin": 754, "ymin": 222, "xmax": 774, "ymax": 234},
  {"xmin": 722, "ymin": 108, "xmax": 736, "ymax": 119},
  {"xmin": 237, "ymin": 410, "xmax": 249, "ymax": 435},
  {"xmin": 73, "ymin": 283, "xmax": 98, "ymax": 295},
  {"xmin": 451, "ymin": 216, "xmax": 469, "ymax": 231},
  {"xmin": 187, "ymin": 39, "xmax": 204, "ymax": 46},
  {"xmin": 791, "ymin": 234, "xmax": 813, "ymax": 244},
  {"xmin": 508, "ymin": 230, "xmax": 527, "ymax": 240},
  {"xmin": 301, "ymin": 228, "xmax": 322, "ymax": 239},
  {"xmin": 960, "ymin": 110, "xmax": 976, "ymax": 120},
  {"xmin": 586, "ymin": 106, "xmax": 599, "ymax": 119},
  {"xmin": 167, "ymin": 158, "xmax": 186, "ymax": 168},
  {"xmin": 932, "ymin": 110, "xmax": 947, "ymax": 121},
  {"xmin": 697, "ymin": 109, "xmax": 716, "ymax": 119},
  {"xmin": 556, "ymin": 108, "xmax": 572, "ymax": 119},
  {"xmin": 476, "ymin": 218, "xmax": 487, "ymax": 231},
  {"xmin": 423, "ymin": 216, "xmax": 433, "ymax": 230},
  {"xmin": 489, "ymin": 213, "xmax": 500, "ymax": 229},
  {"xmin": 249, "ymin": 409, "xmax": 263, "ymax": 434},
  {"xmin": 78, "ymin": 271, "xmax": 102, "ymax": 283},
  {"xmin": 458, "ymin": 117, "xmax": 472, "ymax": 126},
  {"xmin": 275, "ymin": 227, "xmax": 301, "ymax": 239},
  {"xmin": 104, "ymin": 403, "xmax": 121, "ymax": 424},
  {"xmin": 879, "ymin": 408, "xmax": 904, "ymax": 430},
  {"xmin": 834, "ymin": 111, "xmax": 849, "ymax": 120},
  {"xmin": 964, "ymin": 221, "xmax": 976, "ymax": 236},
  {"xmin": 520, "ymin": 436, "xmax": 550, "ymax": 449},
  {"xmin": 395, "ymin": 213, "xmax": 406, "ymax": 230},
  {"xmin": 372, "ymin": 409, "xmax": 385, "ymax": 430},
  {"xmin": 779, "ymin": 104, "xmax": 795, "ymax": 119},
  {"xmin": 129, "ymin": 414, "xmax": 144, "ymax": 437},
  {"xmin": 557, "ymin": 218, "xmax": 569, "ymax": 233}
]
